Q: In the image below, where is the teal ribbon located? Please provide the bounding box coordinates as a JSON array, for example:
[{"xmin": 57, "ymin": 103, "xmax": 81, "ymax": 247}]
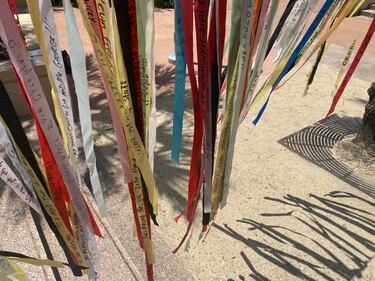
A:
[
  {"xmin": 253, "ymin": 0, "xmax": 335, "ymax": 125},
  {"xmin": 172, "ymin": 0, "xmax": 186, "ymax": 164}
]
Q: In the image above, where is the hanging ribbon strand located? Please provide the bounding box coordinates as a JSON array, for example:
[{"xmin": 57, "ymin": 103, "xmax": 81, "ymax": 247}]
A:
[
  {"xmin": 327, "ymin": 15, "xmax": 375, "ymax": 117},
  {"xmin": 0, "ymin": 0, "xmax": 372, "ymax": 279}
]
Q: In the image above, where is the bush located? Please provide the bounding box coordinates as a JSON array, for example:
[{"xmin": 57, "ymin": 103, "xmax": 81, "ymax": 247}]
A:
[
  {"xmin": 51, "ymin": 0, "xmax": 62, "ymax": 6},
  {"xmin": 154, "ymin": 0, "xmax": 174, "ymax": 8}
]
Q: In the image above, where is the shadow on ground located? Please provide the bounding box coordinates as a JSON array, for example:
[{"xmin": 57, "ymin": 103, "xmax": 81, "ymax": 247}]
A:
[
  {"xmin": 279, "ymin": 114, "xmax": 375, "ymax": 199},
  {"xmin": 217, "ymin": 191, "xmax": 375, "ymax": 281},
  {"xmin": 0, "ymin": 53, "xmax": 192, "ymax": 219},
  {"xmin": 83, "ymin": 54, "xmax": 192, "ymax": 211}
]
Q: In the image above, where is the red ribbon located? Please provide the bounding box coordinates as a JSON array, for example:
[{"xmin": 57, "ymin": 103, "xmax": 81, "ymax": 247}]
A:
[
  {"xmin": 326, "ymin": 16, "xmax": 375, "ymax": 117},
  {"xmin": 181, "ymin": 0, "xmax": 204, "ymax": 222},
  {"xmin": 13, "ymin": 62, "xmax": 102, "ymax": 239}
]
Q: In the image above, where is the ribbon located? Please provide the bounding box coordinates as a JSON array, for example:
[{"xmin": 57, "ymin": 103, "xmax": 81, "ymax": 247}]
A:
[
  {"xmin": 273, "ymin": 0, "xmax": 358, "ymax": 92},
  {"xmin": 300, "ymin": 0, "xmax": 351, "ymax": 95},
  {"xmin": 93, "ymin": 0, "xmax": 151, "ymax": 271},
  {"xmin": 0, "ymin": 251, "xmax": 87, "ymax": 271},
  {"xmin": 349, "ymin": 0, "xmax": 367, "ymax": 17},
  {"xmin": 0, "ymin": 124, "xmax": 41, "ymax": 214},
  {"xmin": 273, "ymin": 0, "xmax": 336, "ymax": 90},
  {"xmin": 221, "ymin": 0, "xmax": 260, "ymax": 210},
  {"xmin": 209, "ymin": 0, "xmax": 242, "ymax": 223},
  {"xmin": 26, "ymin": 0, "xmax": 80, "ymax": 186},
  {"xmin": 62, "ymin": 0, "xmax": 107, "ymax": 216},
  {"xmin": 111, "ymin": 6, "xmax": 155, "ymax": 277},
  {"xmin": 330, "ymin": 39, "xmax": 357, "ymax": 96},
  {"xmin": 0, "ymin": 81, "xmax": 82, "ymax": 275},
  {"xmin": 272, "ymin": 0, "xmax": 312, "ymax": 63},
  {"xmin": 25, "ymin": 6, "xmax": 104, "ymax": 264},
  {"xmin": 195, "ymin": 0, "xmax": 213, "ymax": 219},
  {"xmin": 0, "ymin": 154, "xmax": 42, "ymax": 214},
  {"xmin": 304, "ymin": 1, "xmax": 363, "ymax": 96},
  {"xmin": 171, "ymin": 0, "xmax": 186, "ymax": 164},
  {"xmin": 93, "ymin": 0, "xmax": 134, "ymax": 185},
  {"xmin": 303, "ymin": 42, "xmax": 327, "ymax": 96},
  {"xmin": 112, "ymin": 0, "xmax": 157, "ymax": 226},
  {"xmin": 0, "ymin": 3, "xmax": 103, "ymax": 276},
  {"xmin": 252, "ymin": 0, "xmax": 336, "ymax": 125},
  {"xmin": 76, "ymin": 1, "xmax": 157, "ymax": 277},
  {"xmin": 240, "ymin": 0, "xmax": 279, "ymax": 123},
  {"xmin": 0, "ymin": 117, "xmax": 86, "ymax": 267},
  {"xmin": 180, "ymin": 0, "xmax": 203, "ymax": 223},
  {"xmin": 326, "ymin": 15, "xmax": 375, "ymax": 117},
  {"xmin": 0, "ymin": 0, "xmax": 95, "ymax": 234},
  {"xmin": 0, "ymin": 256, "xmax": 28, "ymax": 281},
  {"xmin": 266, "ymin": 0, "xmax": 298, "ymax": 58},
  {"xmin": 76, "ymin": 0, "xmax": 158, "ymax": 218},
  {"xmin": 202, "ymin": 0, "xmax": 227, "ymax": 225},
  {"xmin": 135, "ymin": 0, "xmax": 156, "ymax": 170}
]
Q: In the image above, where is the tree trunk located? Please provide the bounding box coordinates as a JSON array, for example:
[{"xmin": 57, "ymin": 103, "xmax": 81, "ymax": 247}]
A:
[{"xmin": 356, "ymin": 82, "xmax": 375, "ymax": 147}]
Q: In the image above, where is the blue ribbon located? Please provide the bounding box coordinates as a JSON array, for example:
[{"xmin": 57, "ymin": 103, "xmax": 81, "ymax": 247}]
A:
[
  {"xmin": 253, "ymin": 0, "xmax": 335, "ymax": 125},
  {"xmin": 172, "ymin": 0, "xmax": 187, "ymax": 164}
]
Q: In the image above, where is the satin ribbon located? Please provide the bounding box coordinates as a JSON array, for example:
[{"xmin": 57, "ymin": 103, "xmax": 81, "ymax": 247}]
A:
[
  {"xmin": 0, "ymin": 4, "xmax": 104, "ymax": 276},
  {"xmin": 202, "ymin": 0, "xmax": 227, "ymax": 225},
  {"xmin": 209, "ymin": 0, "xmax": 242, "ymax": 223},
  {"xmin": 244, "ymin": 0, "xmax": 310, "ymax": 114},
  {"xmin": 252, "ymin": 0, "xmax": 336, "ymax": 125},
  {"xmin": 303, "ymin": 42, "xmax": 327, "ymax": 96},
  {"xmin": 195, "ymin": 0, "xmax": 213, "ymax": 219},
  {"xmin": 0, "ymin": 81, "xmax": 82, "ymax": 275},
  {"xmin": 93, "ymin": 1, "xmax": 153, "ymax": 273},
  {"xmin": 273, "ymin": 0, "xmax": 358, "ymax": 91},
  {"xmin": 349, "ymin": 0, "xmax": 367, "ymax": 17},
  {"xmin": 221, "ymin": 0, "xmax": 260, "ymax": 210},
  {"xmin": 76, "ymin": 0, "xmax": 156, "ymax": 275},
  {"xmin": 171, "ymin": 0, "xmax": 186, "ymax": 164},
  {"xmin": 112, "ymin": 1, "xmax": 157, "ymax": 231},
  {"xmin": 0, "ymin": 154, "xmax": 42, "ymax": 213},
  {"xmin": 297, "ymin": 0, "xmax": 342, "ymax": 62},
  {"xmin": 240, "ymin": 0, "xmax": 278, "ymax": 123},
  {"xmin": 0, "ymin": 117, "xmax": 86, "ymax": 266},
  {"xmin": 1, "ymin": 251, "xmax": 87, "ymax": 271},
  {"xmin": 0, "ymin": 123, "xmax": 43, "ymax": 211},
  {"xmin": 303, "ymin": 0, "xmax": 364, "ymax": 96},
  {"xmin": 266, "ymin": 0, "xmax": 298, "ymax": 58},
  {"xmin": 62, "ymin": 0, "xmax": 107, "ymax": 217},
  {"xmin": 0, "ymin": 256, "xmax": 28, "ymax": 281},
  {"xmin": 272, "ymin": 0, "xmax": 312, "ymax": 63},
  {"xmin": 326, "ymin": 15, "xmax": 375, "ymax": 117},
  {"xmin": 180, "ymin": 0, "xmax": 203, "ymax": 223},
  {"xmin": 26, "ymin": 0, "xmax": 80, "ymax": 185},
  {"xmin": 135, "ymin": 0, "xmax": 156, "ymax": 170},
  {"xmin": 110, "ymin": 5, "xmax": 154, "ymax": 277},
  {"xmin": 0, "ymin": 0, "xmax": 94, "ymax": 236},
  {"xmin": 24, "ymin": 5, "xmax": 103, "ymax": 274},
  {"xmin": 330, "ymin": 39, "xmax": 357, "ymax": 96},
  {"xmin": 301, "ymin": 0, "xmax": 348, "ymax": 95},
  {"xmin": 93, "ymin": 0, "xmax": 134, "ymax": 185},
  {"xmin": 76, "ymin": 0, "xmax": 158, "ymax": 217}
]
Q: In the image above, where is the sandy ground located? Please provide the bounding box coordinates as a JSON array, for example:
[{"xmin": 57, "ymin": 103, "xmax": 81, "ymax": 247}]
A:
[{"xmin": 0, "ymin": 2, "xmax": 374, "ymax": 281}]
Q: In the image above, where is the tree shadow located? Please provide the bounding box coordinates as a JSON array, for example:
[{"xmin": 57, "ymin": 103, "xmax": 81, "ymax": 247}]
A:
[
  {"xmin": 279, "ymin": 114, "xmax": 375, "ymax": 199},
  {"xmin": 215, "ymin": 191, "xmax": 375, "ymax": 281},
  {"xmin": 83, "ymin": 53, "xmax": 192, "ymax": 211},
  {"xmin": 0, "ymin": 52, "xmax": 192, "ymax": 218}
]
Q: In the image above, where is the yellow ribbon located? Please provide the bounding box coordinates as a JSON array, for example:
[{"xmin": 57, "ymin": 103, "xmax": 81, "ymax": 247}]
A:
[{"xmin": 0, "ymin": 116, "xmax": 86, "ymax": 266}]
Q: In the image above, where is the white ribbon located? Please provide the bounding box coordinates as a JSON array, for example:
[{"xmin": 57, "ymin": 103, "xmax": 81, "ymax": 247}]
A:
[{"xmin": 62, "ymin": 0, "xmax": 107, "ymax": 216}]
